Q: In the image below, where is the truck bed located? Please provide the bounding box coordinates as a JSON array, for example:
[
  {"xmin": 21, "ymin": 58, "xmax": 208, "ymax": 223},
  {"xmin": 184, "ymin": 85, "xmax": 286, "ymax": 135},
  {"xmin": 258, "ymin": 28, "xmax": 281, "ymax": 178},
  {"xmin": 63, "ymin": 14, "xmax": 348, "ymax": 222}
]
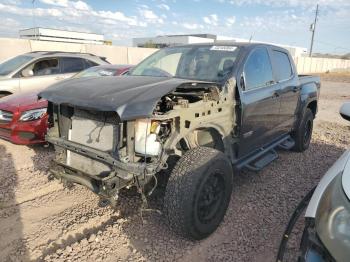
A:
[{"xmin": 298, "ymin": 75, "xmax": 321, "ymax": 86}]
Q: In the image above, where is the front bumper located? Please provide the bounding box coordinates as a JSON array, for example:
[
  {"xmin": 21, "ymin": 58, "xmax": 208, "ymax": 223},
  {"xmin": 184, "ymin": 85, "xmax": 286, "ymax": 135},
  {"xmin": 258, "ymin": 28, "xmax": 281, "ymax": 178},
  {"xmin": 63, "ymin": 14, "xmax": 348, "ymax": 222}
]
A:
[
  {"xmin": 47, "ymin": 136, "xmax": 159, "ymax": 199},
  {"xmin": 50, "ymin": 160, "xmax": 131, "ymax": 200},
  {"xmin": 47, "ymin": 136, "xmax": 158, "ymax": 176},
  {"xmin": 299, "ymin": 221, "xmax": 335, "ymax": 262},
  {"xmin": 0, "ymin": 111, "xmax": 48, "ymax": 145}
]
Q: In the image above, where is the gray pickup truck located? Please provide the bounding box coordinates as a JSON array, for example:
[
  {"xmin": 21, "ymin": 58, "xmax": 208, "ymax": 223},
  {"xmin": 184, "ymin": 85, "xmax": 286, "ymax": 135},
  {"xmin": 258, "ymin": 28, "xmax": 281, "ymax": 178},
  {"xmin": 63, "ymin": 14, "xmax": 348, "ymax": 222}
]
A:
[{"xmin": 40, "ymin": 43, "xmax": 320, "ymax": 240}]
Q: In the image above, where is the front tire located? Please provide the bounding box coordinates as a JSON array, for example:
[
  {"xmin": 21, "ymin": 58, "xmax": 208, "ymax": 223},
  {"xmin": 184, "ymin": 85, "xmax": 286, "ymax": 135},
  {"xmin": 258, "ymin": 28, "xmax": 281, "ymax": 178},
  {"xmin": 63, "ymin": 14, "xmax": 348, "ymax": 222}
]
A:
[
  {"xmin": 164, "ymin": 147, "xmax": 233, "ymax": 240},
  {"xmin": 292, "ymin": 108, "xmax": 314, "ymax": 152}
]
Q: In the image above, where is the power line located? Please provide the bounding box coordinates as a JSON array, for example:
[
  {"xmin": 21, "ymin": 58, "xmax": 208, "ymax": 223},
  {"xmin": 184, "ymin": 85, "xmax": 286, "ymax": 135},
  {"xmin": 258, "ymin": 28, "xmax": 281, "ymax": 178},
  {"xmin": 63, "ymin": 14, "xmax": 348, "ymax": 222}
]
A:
[{"xmin": 309, "ymin": 4, "xmax": 319, "ymax": 57}]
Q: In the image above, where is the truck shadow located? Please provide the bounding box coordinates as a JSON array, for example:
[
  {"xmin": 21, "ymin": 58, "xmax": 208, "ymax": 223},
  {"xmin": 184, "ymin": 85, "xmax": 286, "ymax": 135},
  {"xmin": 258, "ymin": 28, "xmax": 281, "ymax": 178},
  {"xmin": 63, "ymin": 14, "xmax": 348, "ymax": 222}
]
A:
[
  {"xmin": 106, "ymin": 140, "xmax": 347, "ymax": 261},
  {"xmin": 0, "ymin": 144, "xmax": 28, "ymax": 261},
  {"xmin": 28, "ymin": 144, "xmax": 55, "ymax": 174}
]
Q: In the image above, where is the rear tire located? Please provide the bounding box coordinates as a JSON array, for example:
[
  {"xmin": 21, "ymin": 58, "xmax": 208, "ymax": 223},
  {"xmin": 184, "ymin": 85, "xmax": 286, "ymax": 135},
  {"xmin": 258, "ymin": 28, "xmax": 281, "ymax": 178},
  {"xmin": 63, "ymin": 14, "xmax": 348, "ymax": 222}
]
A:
[
  {"xmin": 164, "ymin": 147, "xmax": 233, "ymax": 240},
  {"xmin": 292, "ymin": 108, "xmax": 314, "ymax": 152}
]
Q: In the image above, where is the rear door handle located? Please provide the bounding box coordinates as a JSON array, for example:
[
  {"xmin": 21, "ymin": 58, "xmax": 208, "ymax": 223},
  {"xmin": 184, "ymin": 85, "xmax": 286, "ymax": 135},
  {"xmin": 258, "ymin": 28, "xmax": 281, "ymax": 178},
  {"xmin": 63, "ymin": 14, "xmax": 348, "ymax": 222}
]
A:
[{"xmin": 292, "ymin": 86, "xmax": 299, "ymax": 92}]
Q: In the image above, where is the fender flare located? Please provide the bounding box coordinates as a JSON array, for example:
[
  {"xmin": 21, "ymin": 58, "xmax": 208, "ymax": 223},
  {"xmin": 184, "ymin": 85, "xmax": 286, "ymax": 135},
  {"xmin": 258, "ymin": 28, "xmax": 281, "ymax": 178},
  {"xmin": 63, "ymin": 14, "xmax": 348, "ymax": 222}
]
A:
[
  {"xmin": 295, "ymin": 82, "xmax": 319, "ymax": 124},
  {"xmin": 165, "ymin": 122, "xmax": 228, "ymax": 154}
]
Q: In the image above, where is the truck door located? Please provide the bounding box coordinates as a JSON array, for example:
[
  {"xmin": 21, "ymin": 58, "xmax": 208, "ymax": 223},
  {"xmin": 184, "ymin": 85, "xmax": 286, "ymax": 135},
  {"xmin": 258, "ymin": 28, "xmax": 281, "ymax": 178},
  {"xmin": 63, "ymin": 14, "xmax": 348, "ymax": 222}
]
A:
[
  {"xmin": 270, "ymin": 49, "xmax": 300, "ymax": 134},
  {"xmin": 238, "ymin": 47, "xmax": 282, "ymax": 158}
]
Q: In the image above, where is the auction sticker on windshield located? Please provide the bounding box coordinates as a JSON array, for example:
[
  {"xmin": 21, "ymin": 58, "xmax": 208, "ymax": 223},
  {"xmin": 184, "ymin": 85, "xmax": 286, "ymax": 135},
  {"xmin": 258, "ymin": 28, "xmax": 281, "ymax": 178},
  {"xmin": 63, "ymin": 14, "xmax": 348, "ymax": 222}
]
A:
[
  {"xmin": 99, "ymin": 70, "xmax": 114, "ymax": 76},
  {"xmin": 210, "ymin": 46, "xmax": 237, "ymax": 51}
]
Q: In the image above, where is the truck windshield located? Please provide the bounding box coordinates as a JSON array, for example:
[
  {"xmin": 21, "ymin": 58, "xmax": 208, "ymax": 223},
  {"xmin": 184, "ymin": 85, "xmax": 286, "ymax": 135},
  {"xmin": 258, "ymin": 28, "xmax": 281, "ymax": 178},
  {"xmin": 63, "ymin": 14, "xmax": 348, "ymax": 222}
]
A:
[
  {"xmin": 0, "ymin": 55, "xmax": 33, "ymax": 76},
  {"xmin": 130, "ymin": 45, "xmax": 240, "ymax": 82}
]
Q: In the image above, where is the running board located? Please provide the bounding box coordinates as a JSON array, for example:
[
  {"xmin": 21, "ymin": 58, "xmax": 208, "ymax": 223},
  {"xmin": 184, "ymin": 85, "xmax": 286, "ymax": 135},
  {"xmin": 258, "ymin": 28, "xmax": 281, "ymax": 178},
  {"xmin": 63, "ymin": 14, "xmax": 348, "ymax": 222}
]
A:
[
  {"xmin": 245, "ymin": 149, "xmax": 278, "ymax": 171},
  {"xmin": 278, "ymin": 137, "xmax": 295, "ymax": 150},
  {"xmin": 235, "ymin": 135, "xmax": 292, "ymax": 171}
]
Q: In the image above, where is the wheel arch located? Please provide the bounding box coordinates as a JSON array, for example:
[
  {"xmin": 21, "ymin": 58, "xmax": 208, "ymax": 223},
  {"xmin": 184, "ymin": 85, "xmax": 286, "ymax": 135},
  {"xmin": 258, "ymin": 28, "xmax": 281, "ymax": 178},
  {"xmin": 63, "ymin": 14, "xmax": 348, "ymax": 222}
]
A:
[
  {"xmin": 171, "ymin": 124, "xmax": 226, "ymax": 153},
  {"xmin": 307, "ymin": 100, "xmax": 317, "ymax": 118}
]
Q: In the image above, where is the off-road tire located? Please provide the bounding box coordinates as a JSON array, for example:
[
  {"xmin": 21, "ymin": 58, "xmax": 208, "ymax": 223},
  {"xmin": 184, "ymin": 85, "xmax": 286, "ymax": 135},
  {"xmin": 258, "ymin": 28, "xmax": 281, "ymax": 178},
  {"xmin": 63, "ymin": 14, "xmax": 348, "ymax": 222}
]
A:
[
  {"xmin": 164, "ymin": 147, "xmax": 233, "ymax": 240},
  {"xmin": 292, "ymin": 108, "xmax": 314, "ymax": 152}
]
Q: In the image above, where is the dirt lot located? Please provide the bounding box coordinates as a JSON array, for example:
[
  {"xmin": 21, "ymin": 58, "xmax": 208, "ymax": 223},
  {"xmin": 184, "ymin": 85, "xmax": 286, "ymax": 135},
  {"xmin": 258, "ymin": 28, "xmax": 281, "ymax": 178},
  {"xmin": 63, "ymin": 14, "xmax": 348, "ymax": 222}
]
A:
[
  {"xmin": 315, "ymin": 72, "xmax": 350, "ymax": 83},
  {"xmin": 1, "ymin": 79, "xmax": 350, "ymax": 262}
]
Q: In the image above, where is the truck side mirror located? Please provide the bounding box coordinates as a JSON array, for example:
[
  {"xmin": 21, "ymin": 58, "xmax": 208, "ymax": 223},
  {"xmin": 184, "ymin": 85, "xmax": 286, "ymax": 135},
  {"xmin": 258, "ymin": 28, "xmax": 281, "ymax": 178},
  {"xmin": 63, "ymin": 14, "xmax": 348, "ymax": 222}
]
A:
[
  {"xmin": 21, "ymin": 68, "xmax": 34, "ymax": 78},
  {"xmin": 340, "ymin": 102, "xmax": 350, "ymax": 121}
]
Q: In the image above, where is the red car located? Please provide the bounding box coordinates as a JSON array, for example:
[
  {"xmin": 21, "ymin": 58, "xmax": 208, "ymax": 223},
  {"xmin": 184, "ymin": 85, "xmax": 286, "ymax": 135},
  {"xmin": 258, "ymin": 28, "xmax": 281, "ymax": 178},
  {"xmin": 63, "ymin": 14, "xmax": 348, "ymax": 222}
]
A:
[{"xmin": 0, "ymin": 64, "xmax": 132, "ymax": 145}]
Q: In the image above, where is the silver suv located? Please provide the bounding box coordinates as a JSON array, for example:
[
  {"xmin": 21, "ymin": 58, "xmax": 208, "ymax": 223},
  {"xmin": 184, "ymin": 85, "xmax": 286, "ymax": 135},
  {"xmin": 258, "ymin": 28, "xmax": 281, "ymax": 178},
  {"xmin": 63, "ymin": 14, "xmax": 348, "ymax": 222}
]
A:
[{"xmin": 0, "ymin": 51, "xmax": 109, "ymax": 98}]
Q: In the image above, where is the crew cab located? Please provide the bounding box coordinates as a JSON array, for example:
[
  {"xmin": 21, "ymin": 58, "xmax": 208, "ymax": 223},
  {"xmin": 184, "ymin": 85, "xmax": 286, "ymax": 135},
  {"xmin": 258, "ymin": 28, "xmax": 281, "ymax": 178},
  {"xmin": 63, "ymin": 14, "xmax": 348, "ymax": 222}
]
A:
[{"xmin": 39, "ymin": 43, "xmax": 320, "ymax": 240}]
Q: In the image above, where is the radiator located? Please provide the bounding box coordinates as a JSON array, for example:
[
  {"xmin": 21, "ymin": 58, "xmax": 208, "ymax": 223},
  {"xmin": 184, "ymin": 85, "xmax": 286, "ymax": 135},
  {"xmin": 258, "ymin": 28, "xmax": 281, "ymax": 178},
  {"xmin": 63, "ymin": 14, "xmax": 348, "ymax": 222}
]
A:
[{"xmin": 66, "ymin": 113, "xmax": 117, "ymax": 176}]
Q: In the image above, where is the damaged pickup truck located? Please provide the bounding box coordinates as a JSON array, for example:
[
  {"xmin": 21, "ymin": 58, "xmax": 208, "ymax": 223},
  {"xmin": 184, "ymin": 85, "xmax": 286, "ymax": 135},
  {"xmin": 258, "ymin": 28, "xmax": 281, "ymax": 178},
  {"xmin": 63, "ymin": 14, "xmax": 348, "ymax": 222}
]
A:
[{"xmin": 39, "ymin": 43, "xmax": 320, "ymax": 240}]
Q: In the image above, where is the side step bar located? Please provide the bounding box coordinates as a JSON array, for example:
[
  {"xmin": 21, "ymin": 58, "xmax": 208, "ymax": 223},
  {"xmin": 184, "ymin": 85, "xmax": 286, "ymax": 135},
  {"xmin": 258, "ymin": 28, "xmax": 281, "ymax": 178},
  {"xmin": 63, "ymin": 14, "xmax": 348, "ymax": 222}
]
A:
[
  {"xmin": 278, "ymin": 137, "xmax": 295, "ymax": 150},
  {"xmin": 235, "ymin": 135, "xmax": 294, "ymax": 171},
  {"xmin": 245, "ymin": 149, "xmax": 278, "ymax": 172}
]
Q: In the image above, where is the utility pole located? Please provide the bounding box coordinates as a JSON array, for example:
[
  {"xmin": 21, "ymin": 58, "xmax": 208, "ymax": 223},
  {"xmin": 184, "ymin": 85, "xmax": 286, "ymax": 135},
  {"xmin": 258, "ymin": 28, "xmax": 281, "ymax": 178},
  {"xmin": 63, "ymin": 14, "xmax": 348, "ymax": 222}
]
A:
[
  {"xmin": 32, "ymin": 0, "xmax": 37, "ymax": 40},
  {"xmin": 309, "ymin": 4, "xmax": 319, "ymax": 57},
  {"xmin": 249, "ymin": 34, "xmax": 253, "ymax": 43}
]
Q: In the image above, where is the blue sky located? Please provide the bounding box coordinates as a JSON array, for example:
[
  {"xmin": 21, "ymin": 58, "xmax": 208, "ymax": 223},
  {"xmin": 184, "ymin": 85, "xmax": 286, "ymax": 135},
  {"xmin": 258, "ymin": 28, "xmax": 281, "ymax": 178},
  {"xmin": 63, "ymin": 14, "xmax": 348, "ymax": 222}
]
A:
[{"xmin": 0, "ymin": 0, "xmax": 349, "ymax": 54}]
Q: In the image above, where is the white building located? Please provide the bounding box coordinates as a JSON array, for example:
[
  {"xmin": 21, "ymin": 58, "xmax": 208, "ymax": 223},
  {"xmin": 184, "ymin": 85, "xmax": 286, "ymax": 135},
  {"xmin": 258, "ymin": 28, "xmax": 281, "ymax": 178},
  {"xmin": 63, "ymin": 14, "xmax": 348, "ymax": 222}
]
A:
[
  {"xmin": 19, "ymin": 28, "xmax": 106, "ymax": 45},
  {"xmin": 133, "ymin": 34, "xmax": 307, "ymax": 58},
  {"xmin": 133, "ymin": 34, "xmax": 215, "ymax": 48}
]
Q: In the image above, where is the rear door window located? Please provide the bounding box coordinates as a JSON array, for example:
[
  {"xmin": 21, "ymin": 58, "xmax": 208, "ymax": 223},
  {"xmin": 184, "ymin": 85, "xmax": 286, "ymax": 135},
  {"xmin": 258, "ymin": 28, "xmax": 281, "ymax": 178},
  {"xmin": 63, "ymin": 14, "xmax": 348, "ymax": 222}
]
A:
[
  {"xmin": 272, "ymin": 50, "xmax": 293, "ymax": 82},
  {"xmin": 61, "ymin": 57, "xmax": 85, "ymax": 73},
  {"xmin": 244, "ymin": 47, "xmax": 274, "ymax": 90},
  {"xmin": 84, "ymin": 59, "xmax": 98, "ymax": 69}
]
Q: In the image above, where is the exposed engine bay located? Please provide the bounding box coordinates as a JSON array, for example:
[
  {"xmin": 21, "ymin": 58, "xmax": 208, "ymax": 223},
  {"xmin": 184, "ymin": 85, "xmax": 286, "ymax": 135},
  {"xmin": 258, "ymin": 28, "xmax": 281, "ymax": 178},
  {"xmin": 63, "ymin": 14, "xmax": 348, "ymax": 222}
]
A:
[
  {"xmin": 45, "ymin": 79, "xmax": 237, "ymax": 205},
  {"xmin": 154, "ymin": 83, "xmax": 221, "ymax": 114}
]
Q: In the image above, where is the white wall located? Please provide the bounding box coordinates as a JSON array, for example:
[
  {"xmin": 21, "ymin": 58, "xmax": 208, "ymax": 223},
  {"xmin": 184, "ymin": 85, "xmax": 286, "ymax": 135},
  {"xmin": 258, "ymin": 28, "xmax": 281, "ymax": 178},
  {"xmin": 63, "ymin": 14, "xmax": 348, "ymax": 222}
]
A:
[
  {"xmin": 294, "ymin": 56, "xmax": 350, "ymax": 74},
  {"xmin": 0, "ymin": 37, "xmax": 157, "ymax": 65}
]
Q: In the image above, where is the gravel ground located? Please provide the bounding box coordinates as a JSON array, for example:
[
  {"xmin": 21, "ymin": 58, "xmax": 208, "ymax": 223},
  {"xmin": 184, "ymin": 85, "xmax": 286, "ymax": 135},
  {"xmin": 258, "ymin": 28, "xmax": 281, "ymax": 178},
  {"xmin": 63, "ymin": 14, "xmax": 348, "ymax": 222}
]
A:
[{"xmin": 0, "ymin": 80, "xmax": 350, "ymax": 262}]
